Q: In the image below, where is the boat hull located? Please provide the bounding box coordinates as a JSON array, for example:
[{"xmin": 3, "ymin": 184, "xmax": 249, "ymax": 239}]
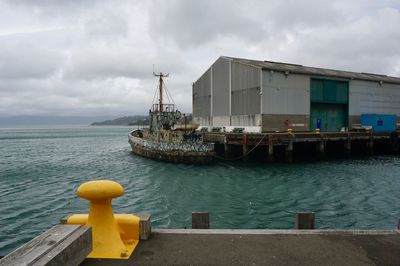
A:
[{"xmin": 128, "ymin": 135, "xmax": 215, "ymax": 164}]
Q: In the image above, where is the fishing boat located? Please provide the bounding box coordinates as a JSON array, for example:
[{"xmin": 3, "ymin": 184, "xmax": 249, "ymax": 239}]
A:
[{"xmin": 128, "ymin": 72, "xmax": 215, "ymax": 164}]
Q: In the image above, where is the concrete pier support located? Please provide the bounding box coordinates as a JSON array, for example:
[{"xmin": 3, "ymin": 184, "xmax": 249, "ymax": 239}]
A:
[
  {"xmin": 242, "ymin": 134, "xmax": 248, "ymax": 162},
  {"xmin": 224, "ymin": 143, "xmax": 229, "ymax": 158},
  {"xmin": 266, "ymin": 135, "xmax": 274, "ymax": 162},
  {"xmin": 316, "ymin": 141, "xmax": 326, "ymax": 160},
  {"xmin": 390, "ymin": 132, "xmax": 399, "ymax": 154},
  {"xmin": 285, "ymin": 141, "xmax": 293, "ymax": 163},
  {"xmin": 366, "ymin": 137, "xmax": 374, "ymax": 155},
  {"xmin": 267, "ymin": 144, "xmax": 274, "ymax": 162},
  {"xmin": 344, "ymin": 137, "xmax": 351, "ymax": 157},
  {"xmin": 223, "ymin": 136, "xmax": 232, "ymax": 159}
]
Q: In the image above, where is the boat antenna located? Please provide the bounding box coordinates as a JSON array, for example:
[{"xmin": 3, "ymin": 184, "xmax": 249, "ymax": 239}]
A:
[{"xmin": 153, "ymin": 71, "xmax": 169, "ymax": 112}]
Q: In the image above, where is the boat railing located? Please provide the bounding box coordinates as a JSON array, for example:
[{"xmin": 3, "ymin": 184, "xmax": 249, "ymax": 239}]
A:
[{"xmin": 151, "ymin": 103, "xmax": 175, "ymax": 113}]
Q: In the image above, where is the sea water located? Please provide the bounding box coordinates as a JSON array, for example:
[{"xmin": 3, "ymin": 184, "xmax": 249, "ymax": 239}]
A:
[{"xmin": 1, "ymin": 126, "xmax": 400, "ymax": 256}]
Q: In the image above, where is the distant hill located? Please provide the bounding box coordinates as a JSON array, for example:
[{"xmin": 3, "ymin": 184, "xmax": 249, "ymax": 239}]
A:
[
  {"xmin": 0, "ymin": 115, "xmax": 115, "ymax": 128},
  {"xmin": 91, "ymin": 116, "xmax": 149, "ymax": 126}
]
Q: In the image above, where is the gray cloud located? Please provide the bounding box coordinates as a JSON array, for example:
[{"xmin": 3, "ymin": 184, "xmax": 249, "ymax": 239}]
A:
[
  {"xmin": 147, "ymin": 0, "xmax": 344, "ymax": 48},
  {"xmin": 0, "ymin": 32, "xmax": 67, "ymax": 79},
  {"xmin": 0, "ymin": 0, "xmax": 399, "ymax": 118}
]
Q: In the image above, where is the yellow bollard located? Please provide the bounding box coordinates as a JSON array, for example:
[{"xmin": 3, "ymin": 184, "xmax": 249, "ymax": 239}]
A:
[
  {"xmin": 287, "ymin": 128, "xmax": 293, "ymax": 134},
  {"xmin": 67, "ymin": 180, "xmax": 139, "ymax": 259}
]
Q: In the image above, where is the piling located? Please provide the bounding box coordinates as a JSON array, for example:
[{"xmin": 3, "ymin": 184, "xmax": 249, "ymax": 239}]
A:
[
  {"xmin": 242, "ymin": 134, "xmax": 248, "ymax": 162},
  {"xmin": 344, "ymin": 136, "xmax": 351, "ymax": 157},
  {"xmin": 223, "ymin": 135, "xmax": 232, "ymax": 159},
  {"xmin": 316, "ymin": 140, "xmax": 326, "ymax": 160},
  {"xmin": 267, "ymin": 135, "xmax": 274, "ymax": 162},
  {"xmin": 285, "ymin": 141, "xmax": 293, "ymax": 163},
  {"xmin": 366, "ymin": 137, "xmax": 374, "ymax": 155},
  {"xmin": 390, "ymin": 132, "xmax": 399, "ymax": 153}
]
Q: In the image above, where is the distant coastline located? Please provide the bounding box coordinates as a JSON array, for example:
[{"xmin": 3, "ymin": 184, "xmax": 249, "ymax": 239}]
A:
[
  {"xmin": 91, "ymin": 116, "xmax": 149, "ymax": 126},
  {"xmin": 0, "ymin": 115, "xmax": 114, "ymax": 128}
]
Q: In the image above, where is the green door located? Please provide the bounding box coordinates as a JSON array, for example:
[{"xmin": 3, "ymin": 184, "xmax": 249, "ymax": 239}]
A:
[
  {"xmin": 310, "ymin": 78, "xmax": 349, "ymax": 132},
  {"xmin": 310, "ymin": 103, "xmax": 347, "ymax": 131}
]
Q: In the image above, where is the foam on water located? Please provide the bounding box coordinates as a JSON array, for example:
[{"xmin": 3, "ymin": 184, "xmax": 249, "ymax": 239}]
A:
[{"xmin": 1, "ymin": 126, "xmax": 400, "ymax": 255}]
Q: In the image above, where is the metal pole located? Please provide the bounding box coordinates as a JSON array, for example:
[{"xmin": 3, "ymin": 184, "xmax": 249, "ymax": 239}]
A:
[{"xmin": 159, "ymin": 75, "xmax": 163, "ymax": 112}]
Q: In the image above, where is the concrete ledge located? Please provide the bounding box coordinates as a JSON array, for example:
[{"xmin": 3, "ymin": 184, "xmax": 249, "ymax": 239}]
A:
[
  {"xmin": 152, "ymin": 228, "xmax": 400, "ymax": 235},
  {"xmin": 131, "ymin": 229, "xmax": 400, "ymax": 266}
]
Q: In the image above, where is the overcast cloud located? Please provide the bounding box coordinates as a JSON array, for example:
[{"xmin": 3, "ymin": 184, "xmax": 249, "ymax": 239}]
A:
[{"xmin": 0, "ymin": 0, "xmax": 399, "ymax": 117}]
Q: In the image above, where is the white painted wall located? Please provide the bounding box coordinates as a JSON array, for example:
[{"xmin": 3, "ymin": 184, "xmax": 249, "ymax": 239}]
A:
[
  {"xmin": 231, "ymin": 114, "xmax": 262, "ymax": 127},
  {"xmin": 212, "ymin": 116, "xmax": 231, "ymax": 126}
]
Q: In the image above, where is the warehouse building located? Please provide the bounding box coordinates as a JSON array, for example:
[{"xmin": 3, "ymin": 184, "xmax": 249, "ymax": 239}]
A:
[{"xmin": 192, "ymin": 56, "xmax": 400, "ymax": 132}]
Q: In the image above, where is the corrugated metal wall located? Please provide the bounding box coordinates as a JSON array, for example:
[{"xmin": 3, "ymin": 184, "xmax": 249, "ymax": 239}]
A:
[
  {"xmin": 349, "ymin": 80, "xmax": 400, "ymax": 115},
  {"xmin": 212, "ymin": 58, "xmax": 230, "ymax": 116},
  {"xmin": 193, "ymin": 68, "xmax": 211, "ymax": 120},
  {"xmin": 262, "ymin": 71, "xmax": 309, "ymax": 115},
  {"xmin": 194, "ymin": 57, "xmax": 400, "ymax": 131},
  {"xmin": 231, "ymin": 61, "xmax": 261, "ymax": 115}
]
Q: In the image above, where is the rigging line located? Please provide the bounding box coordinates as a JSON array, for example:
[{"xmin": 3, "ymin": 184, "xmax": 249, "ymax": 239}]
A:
[
  {"xmin": 210, "ymin": 133, "xmax": 269, "ymax": 161},
  {"xmin": 163, "ymin": 80, "xmax": 176, "ymax": 105},
  {"xmin": 162, "ymin": 80, "xmax": 172, "ymax": 103},
  {"xmin": 162, "ymin": 80, "xmax": 173, "ymax": 103},
  {"xmin": 150, "ymin": 82, "xmax": 159, "ymax": 110}
]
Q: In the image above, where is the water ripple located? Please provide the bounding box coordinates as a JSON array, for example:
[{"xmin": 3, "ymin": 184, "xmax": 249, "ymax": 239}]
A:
[{"xmin": 1, "ymin": 127, "xmax": 400, "ymax": 256}]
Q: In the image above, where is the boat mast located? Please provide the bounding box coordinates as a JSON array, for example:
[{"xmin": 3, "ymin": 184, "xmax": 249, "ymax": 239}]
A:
[{"xmin": 153, "ymin": 72, "xmax": 169, "ymax": 112}]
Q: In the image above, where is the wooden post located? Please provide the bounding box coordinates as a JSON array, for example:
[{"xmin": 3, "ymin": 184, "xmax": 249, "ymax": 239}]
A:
[
  {"xmin": 267, "ymin": 135, "xmax": 274, "ymax": 162},
  {"xmin": 295, "ymin": 212, "xmax": 315, "ymax": 229},
  {"xmin": 344, "ymin": 136, "xmax": 351, "ymax": 157},
  {"xmin": 316, "ymin": 140, "xmax": 326, "ymax": 160},
  {"xmin": 242, "ymin": 134, "xmax": 248, "ymax": 162},
  {"xmin": 285, "ymin": 141, "xmax": 293, "ymax": 163},
  {"xmin": 192, "ymin": 212, "xmax": 209, "ymax": 229},
  {"xmin": 390, "ymin": 132, "xmax": 399, "ymax": 154},
  {"xmin": 366, "ymin": 137, "xmax": 374, "ymax": 155},
  {"xmin": 137, "ymin": 213, "xmax": 152, "ymax": 240},
  {"xmin": 224, "ymin": 135, "xmax": 230, "ymax": 159}
]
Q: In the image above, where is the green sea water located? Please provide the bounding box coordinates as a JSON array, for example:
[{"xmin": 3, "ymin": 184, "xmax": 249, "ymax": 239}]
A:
[{"xmin": 1, "ymin": 126, "xmax": 400, "ymax": 256}]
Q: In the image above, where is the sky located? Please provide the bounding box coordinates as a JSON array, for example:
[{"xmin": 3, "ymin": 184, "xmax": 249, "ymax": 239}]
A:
[{"xmin": 0, "ymin": 0, "xmax": 399, "ymax": 118}]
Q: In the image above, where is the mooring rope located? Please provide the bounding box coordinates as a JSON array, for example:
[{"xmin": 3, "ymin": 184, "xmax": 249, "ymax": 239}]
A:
[{"xmin": 210, "ymin": 133, "xmax": 269, "ymax": 161}]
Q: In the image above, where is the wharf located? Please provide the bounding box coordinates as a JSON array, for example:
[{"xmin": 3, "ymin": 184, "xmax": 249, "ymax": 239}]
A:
[
  {"xmin": 202, "ymin": 131, "xmax": 399, "ymax": 161},
  {"xmin": 203, "ymin": 131, "xmax": 394, "ymax": 145},
  {"xmin": 82, "ymin": 229, "xmax": 400, "ymax": 266}
]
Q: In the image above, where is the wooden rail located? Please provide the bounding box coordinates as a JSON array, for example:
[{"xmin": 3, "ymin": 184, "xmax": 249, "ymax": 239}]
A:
[{"xmin": 0, "ymin": 225, "xmax": 91, "ymax": 266}]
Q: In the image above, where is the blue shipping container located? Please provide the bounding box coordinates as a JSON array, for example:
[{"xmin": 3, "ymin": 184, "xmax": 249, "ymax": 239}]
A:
[{"xmin": 361, "ymin": 114, "xmax": 397, "ymax": 132}]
